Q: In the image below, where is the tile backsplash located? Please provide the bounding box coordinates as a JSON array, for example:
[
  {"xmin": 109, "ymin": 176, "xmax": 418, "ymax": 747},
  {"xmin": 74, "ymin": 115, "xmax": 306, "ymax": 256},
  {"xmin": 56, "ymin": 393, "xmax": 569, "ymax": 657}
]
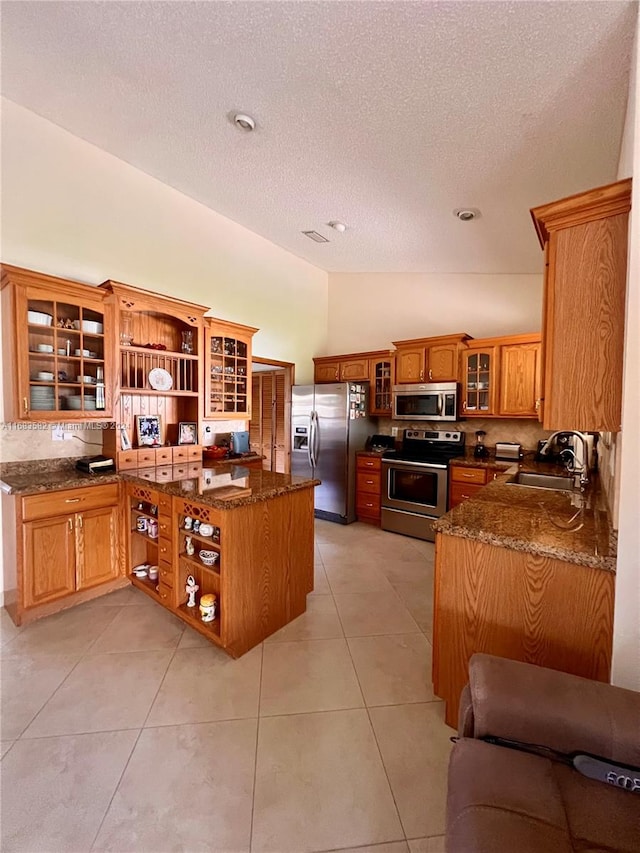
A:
[
  {"xmin": 376, "ymin": 418, "xmax": 554, "ymax": 450},
  {"xmin": 0, "ymin": 423, "xmax": 106, "ymax": 462}
]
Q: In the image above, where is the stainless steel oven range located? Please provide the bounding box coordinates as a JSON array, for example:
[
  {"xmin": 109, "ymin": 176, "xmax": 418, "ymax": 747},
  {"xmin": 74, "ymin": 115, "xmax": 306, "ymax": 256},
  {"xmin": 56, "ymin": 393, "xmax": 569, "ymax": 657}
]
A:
[{"xmin": 381, "ymin": 429, "xmax": 465, "ymax": 541}]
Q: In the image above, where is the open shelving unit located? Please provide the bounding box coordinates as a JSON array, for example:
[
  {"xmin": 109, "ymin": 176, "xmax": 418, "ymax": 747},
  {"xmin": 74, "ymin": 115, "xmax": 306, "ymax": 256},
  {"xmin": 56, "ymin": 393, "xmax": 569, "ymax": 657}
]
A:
[{"xmin": 99, "ymin": 281, "xmax": 208, "ymax": 467}]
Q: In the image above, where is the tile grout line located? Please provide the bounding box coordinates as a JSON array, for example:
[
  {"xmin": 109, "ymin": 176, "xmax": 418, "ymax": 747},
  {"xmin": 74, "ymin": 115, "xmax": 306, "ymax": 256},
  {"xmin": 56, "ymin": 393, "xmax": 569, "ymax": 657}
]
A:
[
  {"xmin": 342, "ymin": 623, "xmax": 409, "ymax": 844},
  {"xmin": 86, "ymin": 626, "xmax": 185, "ymax": 851},
  {"xmin": 248, "ymin": 640, "xmax": 265, "ymax": 853},
  {"xmin": 13, "ymin": 604, "xmax": 127, "ymax": 740}
]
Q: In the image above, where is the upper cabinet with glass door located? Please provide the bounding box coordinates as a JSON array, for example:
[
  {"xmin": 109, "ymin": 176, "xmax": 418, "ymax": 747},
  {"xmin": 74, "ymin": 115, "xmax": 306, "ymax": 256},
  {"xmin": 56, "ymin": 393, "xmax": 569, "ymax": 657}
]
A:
[
  {"xmin": 1, "ymin": 265, "xmax": 114, "ymax": 421},
  {"xmin": 462, "ymin": 346, "xmax": 498, "ymax": 416},
  {"xmin": 204, "ymin": 317, "xmax": 258, "ymax": 418}
]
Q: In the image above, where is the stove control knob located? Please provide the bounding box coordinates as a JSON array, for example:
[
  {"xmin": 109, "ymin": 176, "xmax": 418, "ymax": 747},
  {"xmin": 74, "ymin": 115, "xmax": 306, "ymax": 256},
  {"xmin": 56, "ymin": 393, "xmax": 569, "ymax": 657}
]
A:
[{"xmin": 445, "ymin": 433, "xmax": 451, "ymax": 438}]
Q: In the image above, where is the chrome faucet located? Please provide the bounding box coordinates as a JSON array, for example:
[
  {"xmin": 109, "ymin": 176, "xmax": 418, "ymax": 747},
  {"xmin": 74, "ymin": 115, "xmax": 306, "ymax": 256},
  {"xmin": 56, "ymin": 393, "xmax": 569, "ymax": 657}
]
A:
[{"xmin": 539, "ymin": 430, "xmax": 590, "ymax": 491}]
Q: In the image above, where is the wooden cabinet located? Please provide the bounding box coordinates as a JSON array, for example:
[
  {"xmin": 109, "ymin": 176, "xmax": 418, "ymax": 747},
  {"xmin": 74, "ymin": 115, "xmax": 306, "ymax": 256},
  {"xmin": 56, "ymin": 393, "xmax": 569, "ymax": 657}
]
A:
[
  {"xmin": 531, "ymin": 179, "xmax": 631, "ymax": 431},
  {"xmin": 205, "ymin": 317, "xmax": 258, "ymax": 418},
  {"xmin": 15, "ymin": 483, "xmax": 122, "ymax": 623},
  {"xmin": 448, "ymin": 463, "xmax": 499, "ymax": 509},
  {"xmin": 313, "ymin": 354, "xmax": 369, "ymax": 383},
  {"xmin": 498, "ymin": 338, "xmax": 541, "ymax": 417},
  {"xmin": 461, "ymin": 346, "xmax": 498, "ymax": 415},
  {"xmin": 461, "ymin": 334, "xmax": 542, "ymax": 419},
  {"xmin": 355, "ymin": 454, "xmax": 383, "ymax": 525},
  {"xmin": 1, "ymin": 265, "xmax": 115, "ymax": 421},
  {"xmin": 369, "ymin": 354, "xmax": 394, "ymax": 416},
  {"xmin": 126, "ymin": 483, "xmax": 314, "ymax": 658},
  {"xmin": 433, "ymin": 533, "xmax": 614, "ymax": 727},
  {"xmin": 23, "ymin": 516, "xmax": 76, "ymax": 608},
  {"xmin": 100, "ymin": 280, "xmax": 208, "ymax": 466},
  {"xmin": 392, "ymin": 333, "xmax": 471, "ymax": 384}
]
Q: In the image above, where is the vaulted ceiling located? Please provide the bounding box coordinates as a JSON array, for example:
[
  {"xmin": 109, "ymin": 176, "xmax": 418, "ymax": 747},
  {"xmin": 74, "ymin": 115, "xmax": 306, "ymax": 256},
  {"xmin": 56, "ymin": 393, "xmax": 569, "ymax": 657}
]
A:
[{"xmin": 1, "ymin": 1, "xmax": 636, "ymax": 273}]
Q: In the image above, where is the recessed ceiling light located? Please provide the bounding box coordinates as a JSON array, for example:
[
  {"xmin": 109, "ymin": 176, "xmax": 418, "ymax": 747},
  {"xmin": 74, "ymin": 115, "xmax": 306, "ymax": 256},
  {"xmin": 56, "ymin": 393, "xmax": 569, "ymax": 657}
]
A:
[
  {"xmin": 233, "ymin": 113, "xmax": 256, "ymax": 131},
  {"xmin": 328, "ymin": 220, "xmax": 347, "ymax": 233},
  {"xmin": 302, "ymin": 230, "xmax": 329, "ymax": 243},
  {"xmin": 454, "ymin": 208, "xmax": 481, "ymax": 221}
]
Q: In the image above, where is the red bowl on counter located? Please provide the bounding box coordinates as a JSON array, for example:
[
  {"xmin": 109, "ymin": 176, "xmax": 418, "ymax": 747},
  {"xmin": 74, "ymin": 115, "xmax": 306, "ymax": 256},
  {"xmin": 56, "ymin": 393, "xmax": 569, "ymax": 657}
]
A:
[{"xmin": 203, "ymin": 445, "xmax": 228, "ymax": 460}]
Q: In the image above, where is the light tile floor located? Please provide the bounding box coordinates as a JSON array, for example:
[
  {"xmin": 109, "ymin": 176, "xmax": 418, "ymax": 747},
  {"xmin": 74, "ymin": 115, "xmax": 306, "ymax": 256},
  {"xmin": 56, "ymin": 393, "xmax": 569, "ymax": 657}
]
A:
[{"xmin": 1, "ymin": 520, "xmax": 452, "ymax": 853}]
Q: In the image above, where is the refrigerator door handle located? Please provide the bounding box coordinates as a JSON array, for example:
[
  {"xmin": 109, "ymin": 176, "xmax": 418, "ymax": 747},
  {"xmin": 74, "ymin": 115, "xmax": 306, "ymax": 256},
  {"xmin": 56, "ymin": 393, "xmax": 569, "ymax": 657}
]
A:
[
  {"xmin": 311, "ymin": 410, "xmax": 320, "ymax": 468},
  {"xmin": 309, "ymin": 411, "xmax": 317, "ymax": 468}
]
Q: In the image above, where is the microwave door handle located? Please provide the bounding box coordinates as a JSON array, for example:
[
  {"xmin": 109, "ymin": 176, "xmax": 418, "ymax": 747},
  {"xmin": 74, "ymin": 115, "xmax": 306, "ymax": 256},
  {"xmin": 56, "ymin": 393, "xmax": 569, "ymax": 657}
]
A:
[{"xmin": 437, "ymin": 394, "xmax": 444, "ymax": 417}]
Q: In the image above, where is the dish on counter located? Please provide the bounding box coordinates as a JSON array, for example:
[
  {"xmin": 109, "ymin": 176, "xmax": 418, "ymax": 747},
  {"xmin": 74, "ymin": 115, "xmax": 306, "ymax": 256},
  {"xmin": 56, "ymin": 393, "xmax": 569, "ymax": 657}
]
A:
[{"xmin": 148, "ymin": 367, "xmax": 173, "ymax": 391}]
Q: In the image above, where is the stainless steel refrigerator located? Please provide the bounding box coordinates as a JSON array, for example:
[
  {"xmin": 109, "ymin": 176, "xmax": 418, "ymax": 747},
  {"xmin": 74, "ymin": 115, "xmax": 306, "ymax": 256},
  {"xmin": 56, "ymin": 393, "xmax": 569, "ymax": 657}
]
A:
[{"xmin": 292, "ymin": 382, "xmax": 376, "ymax": 523}]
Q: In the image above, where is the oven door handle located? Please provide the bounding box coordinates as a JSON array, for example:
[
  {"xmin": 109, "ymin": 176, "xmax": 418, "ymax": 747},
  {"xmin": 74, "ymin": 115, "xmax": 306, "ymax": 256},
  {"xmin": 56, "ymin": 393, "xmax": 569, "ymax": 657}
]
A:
[{"xmin": 382, "ymin": 459, "xmax": 447, "ymax": 470}]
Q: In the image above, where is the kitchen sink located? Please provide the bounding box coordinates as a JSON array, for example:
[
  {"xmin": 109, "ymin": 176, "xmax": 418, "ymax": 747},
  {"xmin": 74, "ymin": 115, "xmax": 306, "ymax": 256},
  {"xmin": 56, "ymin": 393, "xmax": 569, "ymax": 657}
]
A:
[{"xmin": 506, "ymin": 471, "xmax": 574, "ymax": 491}]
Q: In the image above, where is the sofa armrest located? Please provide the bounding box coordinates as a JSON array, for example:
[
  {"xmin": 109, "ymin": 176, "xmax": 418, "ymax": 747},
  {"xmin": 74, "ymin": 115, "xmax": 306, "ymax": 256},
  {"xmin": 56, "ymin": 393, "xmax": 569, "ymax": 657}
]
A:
[{"xmin": 466, "ymin": 654, "xmax": 640, "ymax": 767}]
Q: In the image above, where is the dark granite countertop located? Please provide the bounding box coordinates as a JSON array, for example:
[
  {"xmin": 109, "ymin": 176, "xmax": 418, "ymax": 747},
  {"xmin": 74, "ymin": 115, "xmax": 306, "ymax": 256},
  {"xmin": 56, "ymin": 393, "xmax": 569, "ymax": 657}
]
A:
[
  {"xmin": 1, "ymin": 457, "xmax": 319, "ymax": 507},
  {"xmin": 121, "ymin": 465, "xmax": 320, "ymax": 508},
  {"xmin": 434, "ymin": 465, "xmax": 616, "ymax": 572}
]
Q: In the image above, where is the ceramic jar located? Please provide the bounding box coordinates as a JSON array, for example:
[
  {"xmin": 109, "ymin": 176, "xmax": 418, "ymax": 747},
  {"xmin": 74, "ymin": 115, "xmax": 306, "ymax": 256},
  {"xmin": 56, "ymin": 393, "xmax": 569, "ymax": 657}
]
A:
[{"xmin": 199, "ymin": 593, "xmax": 217, "ymax": 622}]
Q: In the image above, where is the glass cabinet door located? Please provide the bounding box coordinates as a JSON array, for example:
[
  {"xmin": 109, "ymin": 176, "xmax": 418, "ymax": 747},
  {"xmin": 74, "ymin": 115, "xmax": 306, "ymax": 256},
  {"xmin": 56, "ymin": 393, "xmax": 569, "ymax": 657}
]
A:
[
  {"xmin": 464, "ymin": 349, "xmax": 495, "ymax": 415},
  {"xmin": 370, "ymin": 359, "xmax": 393, "ymax": 416},
  {"xmin": 207, "ymin": 331, "xmax": 250, "ymax": 417}
]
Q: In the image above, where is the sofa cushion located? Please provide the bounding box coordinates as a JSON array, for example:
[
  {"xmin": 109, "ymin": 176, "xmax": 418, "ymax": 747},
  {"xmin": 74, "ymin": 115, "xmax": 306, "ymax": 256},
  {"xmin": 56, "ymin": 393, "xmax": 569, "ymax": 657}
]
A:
[{"xmin": 447, "ymin": 739, "xmax": 640, "ymax": 853}]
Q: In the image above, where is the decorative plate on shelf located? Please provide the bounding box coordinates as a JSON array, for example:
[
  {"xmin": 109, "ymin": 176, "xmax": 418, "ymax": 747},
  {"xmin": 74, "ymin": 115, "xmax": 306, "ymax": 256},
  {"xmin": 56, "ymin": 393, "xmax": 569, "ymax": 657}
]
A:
[{"xmin": 148, "ymin": 367, "xmax": 173, "ymax": 391}]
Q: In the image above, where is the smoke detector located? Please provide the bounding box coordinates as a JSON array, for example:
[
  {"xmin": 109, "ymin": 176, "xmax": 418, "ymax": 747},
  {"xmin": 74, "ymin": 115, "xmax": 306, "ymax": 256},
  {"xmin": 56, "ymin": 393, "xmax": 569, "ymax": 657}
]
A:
[
  {"xmin": 328, "ymin": 220, "xmax": 347, "ymax": 233},
  {"xmin": 233, "ymin": 113, "xmax": 256, "ymax": 131},
  {"xmin": 454, "ymin": 208, "xmax": 481, "ymax": 221}
]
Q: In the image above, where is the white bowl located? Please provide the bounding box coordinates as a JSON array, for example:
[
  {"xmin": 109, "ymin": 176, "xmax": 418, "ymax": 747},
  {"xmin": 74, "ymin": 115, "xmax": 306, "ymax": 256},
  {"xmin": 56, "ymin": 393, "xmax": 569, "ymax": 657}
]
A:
[
  {"xmin": 28, "ymin": 310, "xmax": 53, "ymax": 326},
  {"xmin": 36, "ymin": 344, "xmax": 54, "ymax": 353},
  {"xmin": 76, "ymin": 375, "xmax": 95, "ymax": 384},
  {"xmin": 74, "ymin": 349, "xmax": 91, "ymax": 357},
  {"xmin": 36, "ymin": 371, "xmax": 54, "ymax": 381},
  {"xmin": 199, "ymin": 550, "xmax": 219, "ymax": 566},
  {"xmin": 198, "ymin": 524, "xmax": 214, "ymax": 537}
]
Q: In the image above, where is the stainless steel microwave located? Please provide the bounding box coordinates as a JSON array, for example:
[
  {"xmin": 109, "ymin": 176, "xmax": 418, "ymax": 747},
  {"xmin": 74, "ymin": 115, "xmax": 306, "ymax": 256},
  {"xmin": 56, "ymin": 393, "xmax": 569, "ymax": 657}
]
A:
[{"xmin": 392, "ymin": 382, "xmax": 460, "ymax": 421}]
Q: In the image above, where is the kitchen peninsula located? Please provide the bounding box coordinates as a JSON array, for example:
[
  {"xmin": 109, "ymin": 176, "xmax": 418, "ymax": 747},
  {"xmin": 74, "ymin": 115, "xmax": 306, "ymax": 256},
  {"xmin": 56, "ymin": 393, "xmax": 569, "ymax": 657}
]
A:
[
  {"xmin": 1, "ymin": 460, "xmax": 319, "ymax": 657},
  {"xmin": 432, "ymin": 465, "xmax": 615, "ymax": 726}
]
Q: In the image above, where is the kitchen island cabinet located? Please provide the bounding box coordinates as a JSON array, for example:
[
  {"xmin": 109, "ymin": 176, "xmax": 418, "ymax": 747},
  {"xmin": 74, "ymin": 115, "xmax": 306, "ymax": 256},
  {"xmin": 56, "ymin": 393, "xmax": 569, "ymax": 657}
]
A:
[
  {"xmin": 122, "ymin": 465, "xmax": 319, "ymax": 656},
  {"xmin": 433, "ymin": 474, "xmax": 615, "ymax": 727}
]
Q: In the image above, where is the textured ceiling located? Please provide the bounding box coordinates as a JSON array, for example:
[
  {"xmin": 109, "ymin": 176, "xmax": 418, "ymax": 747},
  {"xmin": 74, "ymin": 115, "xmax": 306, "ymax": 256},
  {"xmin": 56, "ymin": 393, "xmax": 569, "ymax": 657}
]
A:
[{"xmin": 1, "ymin": 1, "xmax": 636, "ymax": 273}]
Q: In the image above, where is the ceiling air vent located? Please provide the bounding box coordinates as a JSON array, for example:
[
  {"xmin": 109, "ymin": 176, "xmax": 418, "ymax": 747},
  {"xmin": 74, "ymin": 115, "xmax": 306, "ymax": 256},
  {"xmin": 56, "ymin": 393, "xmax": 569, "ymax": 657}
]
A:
[{"xmin": 302, "ymin": 230, "xmax": 329, "ymax": 243}]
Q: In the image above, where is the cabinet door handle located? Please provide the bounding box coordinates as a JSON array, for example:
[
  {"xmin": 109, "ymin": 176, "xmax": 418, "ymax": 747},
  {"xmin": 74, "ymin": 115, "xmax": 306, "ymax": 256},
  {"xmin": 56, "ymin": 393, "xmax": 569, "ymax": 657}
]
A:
[
  {"xmin": 77, "ymin": 515, "xmax": 83, "ymax": 529},
  {"xmin": 535, "ymin": 398, "xmax": 541, "ymax": 411},
  {"xmin": 23, "ymin": 397, "xmax": 29, "ymax": 415},
  {"xmin": 68, "ymin": 518, "xmax": 73, "ymax": 532},
  {"xmin": 462, "ymin": 401, "xmax": 467, "ymax": 411},
  {"xmin": 419, "ymin": 369, "xmax": 424, "ymax": 381},
  {"xmin": 428, "ymin": 369, "xmax": 433, "ymax": 381},
  {"xmin": 461, "ymin": 493, "xmax": 471, "ymax": 500}
]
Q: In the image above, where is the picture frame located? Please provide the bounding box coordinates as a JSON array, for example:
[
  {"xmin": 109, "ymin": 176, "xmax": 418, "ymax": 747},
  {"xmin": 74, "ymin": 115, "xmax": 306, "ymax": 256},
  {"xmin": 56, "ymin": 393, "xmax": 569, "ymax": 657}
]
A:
[
  {"xmin": 178, "ymin": 421, "xmax": 198, "ymax": 446},
  {"xmin": 120, "ymin": 424, "xmax": 132, "ymax": 451},
  {"xmin": 136, "ymin": 414, "xmax": 164, "ymax": 447}
]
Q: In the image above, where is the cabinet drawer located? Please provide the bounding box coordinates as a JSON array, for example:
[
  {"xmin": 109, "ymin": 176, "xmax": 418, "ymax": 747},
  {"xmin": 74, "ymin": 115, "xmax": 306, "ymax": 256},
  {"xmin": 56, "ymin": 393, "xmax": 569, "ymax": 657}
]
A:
[
  {"xmin": 356, "ymin": 495, "xmax": 381, "ymax": 516},
  {"xmin": 449, "ymin": 482, "xmax": 484, "ymax": 508},
  {"xmin": 158, "ymin": 518, "xmax": 171, "ymax": 538},
  {"xmin": 118, "ymin": 450, "xmax": 139, "ymax": 470},
  {"xmin": 158, "ymin": 537, "xmax": 172, "ymax": 561},
  {"xmin": 157, "ymin": 582, "xmax": 173, "ymax": 606},
  {"xmin": 356, "ymin": 472, "xmax": 381, "ymax": 495},
  {"xmin": 172, "ymin": 447, "xmax": 189, "ymax": 462},
  {"xmin": 356, "ymin": 456, "xmax": 382, "ymax": 472},
  {"xmin": 450, "ymin": 466, "xmax": 488, "ymax": 485},
  {"xmin": 137, "ymin": 449, "xmax": 156, "ymax": 468},
  {"xmin": 188, "ymin": 446, "xmax": 202, "ymax": 461},
  {"xmin": 156, "ymin": 447, "xmax": 173, "ymax": 464},
  {"xmin": 158, "ymin": 563, "xmax": 174, "ymax": 587},
  {"xmin": 22, "ymin": 484, "xmax": 119, "ymax": 522}
]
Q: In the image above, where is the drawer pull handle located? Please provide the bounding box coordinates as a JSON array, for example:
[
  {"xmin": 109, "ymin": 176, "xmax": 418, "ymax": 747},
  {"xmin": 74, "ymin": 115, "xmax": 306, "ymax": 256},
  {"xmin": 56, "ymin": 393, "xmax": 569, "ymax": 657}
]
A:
[
  {"xmin": 461, "ymin": 493, "xmax": 470, "ymax": 499},
  {"xmin": 366, "ymin": 502, "xmax": 373, "ymax": 507},
  {"xmin": 366, "ymin": 479, "xmax": 374, "ymax": 484},
  {"xmin": 65, "ymin": 498, "xmax": 81, "ymax": 503}
]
